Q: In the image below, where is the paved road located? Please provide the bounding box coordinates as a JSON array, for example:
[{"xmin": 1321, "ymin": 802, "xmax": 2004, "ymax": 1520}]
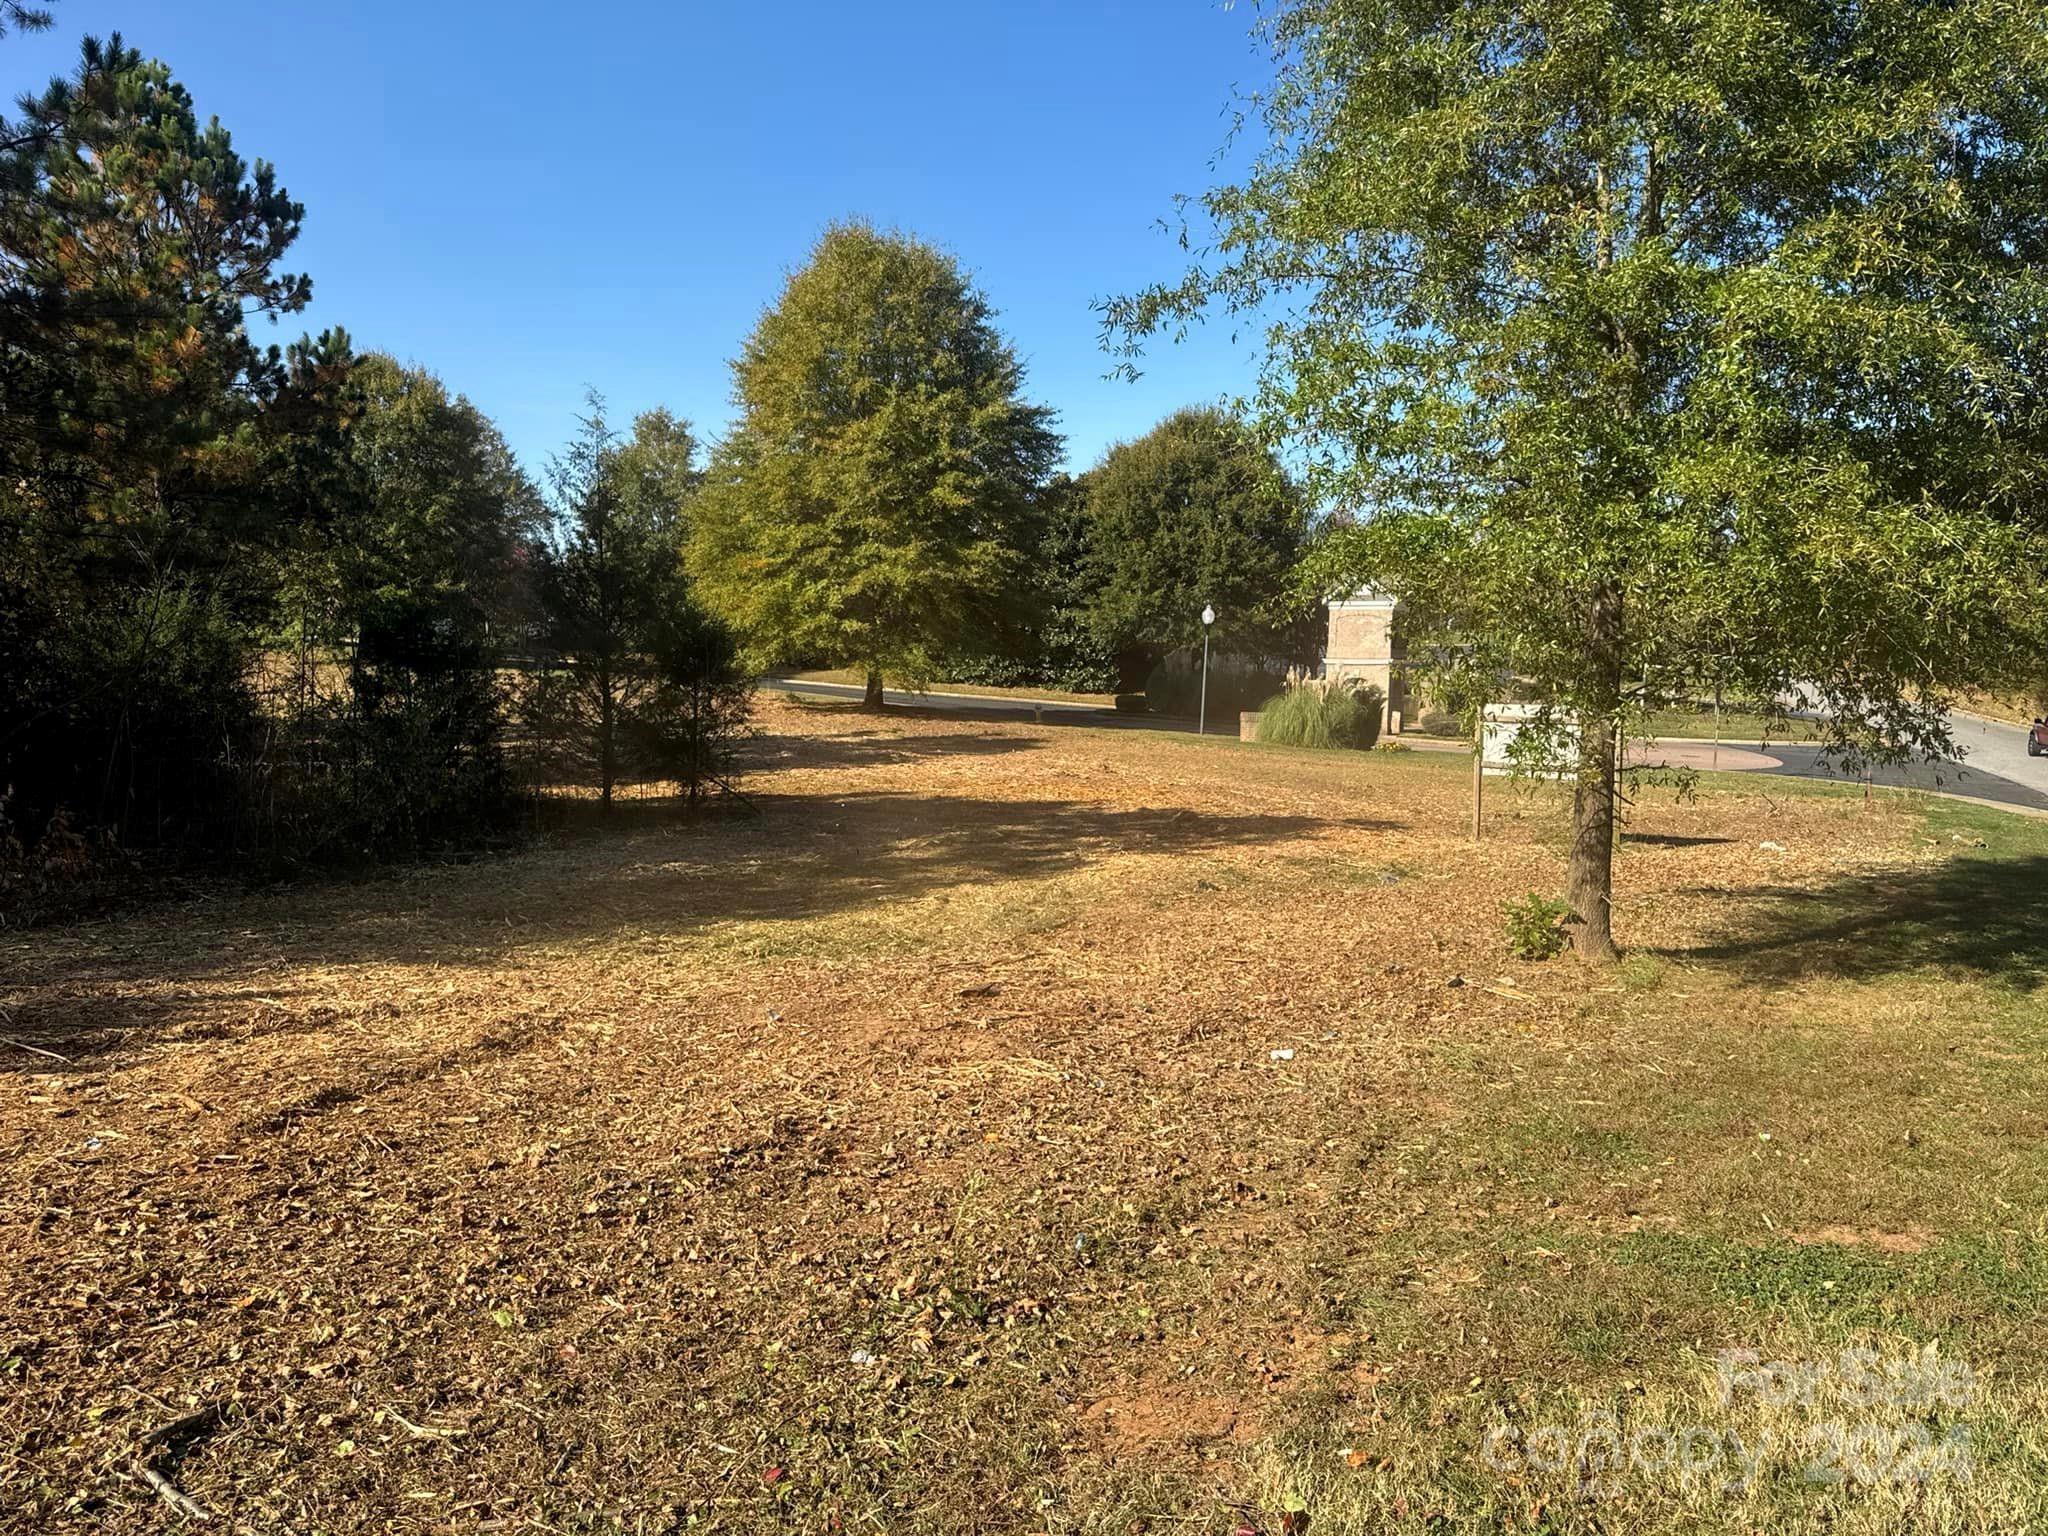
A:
[
  {"xmin": 769, "ymin": 677, "xmax": 2048, "ymax": 812},
  {"xmin": 1707, "ymin": 714, "xmax": 2048, "ymax": 813}
]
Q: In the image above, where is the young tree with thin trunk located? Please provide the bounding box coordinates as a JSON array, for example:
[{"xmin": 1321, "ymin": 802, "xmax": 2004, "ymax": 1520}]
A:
[
  {"xmin": 533, "ymin": 405, "xmax": 644, "ymax": 807},
  {"xmin": 687, "ymin": 222, "xmax": 1061, "ymax": 705},
  {"xmin": 1109, "ymin": 0, "xmax": 2048, "ymax": 961},
  {"xmin": 528, "ymin": 401, "xmax": 748, "ymax": 810}
]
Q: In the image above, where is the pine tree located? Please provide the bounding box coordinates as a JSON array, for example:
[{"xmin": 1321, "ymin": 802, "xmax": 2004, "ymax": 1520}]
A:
[
  {"xmin": 530, "ymin": 402, "xmax": 748, "ymax": 809},
  {"xmin": 0, "ymin": 32, "xmax": 313, "ymax": 847}
]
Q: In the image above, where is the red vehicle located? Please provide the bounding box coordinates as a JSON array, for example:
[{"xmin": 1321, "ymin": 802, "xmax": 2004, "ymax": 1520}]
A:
[{"xmin": 2031, "ymin": 719, "xmax": 2048, "ymax": 758}]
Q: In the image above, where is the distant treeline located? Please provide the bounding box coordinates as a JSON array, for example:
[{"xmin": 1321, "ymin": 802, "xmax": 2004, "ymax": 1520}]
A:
[
  {"xmin": 0, "ymin": 24, "xmax": 750, "ymax": 919},
  {"xmin": 0, "ymin": 15, "xmax": 1322, "ymax": 920}
]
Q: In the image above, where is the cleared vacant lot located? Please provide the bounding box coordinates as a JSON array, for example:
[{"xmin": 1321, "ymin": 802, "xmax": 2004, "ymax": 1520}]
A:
[{"xmin": 5, "ymin": 699, "xmax": 2046, "ymax": 1533}]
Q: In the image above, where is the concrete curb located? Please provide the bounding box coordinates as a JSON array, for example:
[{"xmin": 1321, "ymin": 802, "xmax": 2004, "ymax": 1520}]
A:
[{"xmin": 1951, "ymin": 705, "xmax": 2036, "ymax": 732}]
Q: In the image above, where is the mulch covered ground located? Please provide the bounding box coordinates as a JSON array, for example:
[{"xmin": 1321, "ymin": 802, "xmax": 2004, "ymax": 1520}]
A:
[{"xmin": 0, "ymin": 699, "xmax": 1995, "ymax": 1533}]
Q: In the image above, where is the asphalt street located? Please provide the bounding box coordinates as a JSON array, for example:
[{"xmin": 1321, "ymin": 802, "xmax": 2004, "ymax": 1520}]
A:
[{"xmin": 1734, "ymin": 714, "xmax": 2048, "ymax": 813}]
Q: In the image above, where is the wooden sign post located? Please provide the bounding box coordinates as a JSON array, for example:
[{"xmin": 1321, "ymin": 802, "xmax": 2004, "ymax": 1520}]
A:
[{"xmin": 1471, "ymin": 716, "xmax": 1484, "ymax": 842}]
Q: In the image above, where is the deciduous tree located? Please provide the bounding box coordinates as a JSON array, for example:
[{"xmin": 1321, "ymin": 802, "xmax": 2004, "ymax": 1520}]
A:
[
  {"xmin": 270, "ymin": 353, "xmax": 541, "ymax": 854},
  {"xmin": 689, "ymin": 222, "xmax": 1061, "ymax": 706},
  {"xmin": 1074, "ymin": 406, "xmax": 1310, "ymax": 688},
  {"xmin": 1110, "ymin": 0, "xmax": 2048, "ymax": 960}
]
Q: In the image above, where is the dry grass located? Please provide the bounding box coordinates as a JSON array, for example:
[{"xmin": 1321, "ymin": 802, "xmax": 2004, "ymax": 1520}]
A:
[
  {"xmin": 4, "ymin": 699, "xmax": 2045, "ymax": 1533},
  {"xmin": 1953, "ymin": 687, "xmax": 2048, "ymax": 728}
]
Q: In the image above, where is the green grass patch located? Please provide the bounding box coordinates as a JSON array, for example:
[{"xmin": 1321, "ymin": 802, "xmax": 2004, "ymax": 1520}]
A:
[{"xmin": 1641, "ymin": 705, "xmax": 1822, "ymax": 742}]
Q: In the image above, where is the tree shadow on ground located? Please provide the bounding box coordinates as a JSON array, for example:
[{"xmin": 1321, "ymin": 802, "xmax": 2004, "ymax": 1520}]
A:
[
  {"xmin": 774, "ymin": 694, "xmax": 1173, "ymax": 734},
  {"xmin": 745, "ymin": 728, "xmax": 1047, "ymax": 772},
  {"xmin": 1661, "ymin": 853, "xmax": 2048, "ymax": 992},
  {"xmin": 0, "ymin": 791, "xmax": 1400, "ymax": 1070}
]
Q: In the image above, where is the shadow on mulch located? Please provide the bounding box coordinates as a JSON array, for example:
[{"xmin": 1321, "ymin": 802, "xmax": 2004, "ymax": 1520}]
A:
[{"xmin": 0, "ymin": 790, "xmax": 1399, "ymax": 1072}]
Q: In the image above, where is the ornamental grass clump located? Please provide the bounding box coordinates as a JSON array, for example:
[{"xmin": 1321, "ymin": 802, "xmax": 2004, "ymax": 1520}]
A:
[{"xmin": 1256, "ymin": 676, "xmax": 1383, "ymax": 751}]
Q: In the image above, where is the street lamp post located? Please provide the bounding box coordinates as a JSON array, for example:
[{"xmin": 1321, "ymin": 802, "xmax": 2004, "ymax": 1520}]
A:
[{"xmin": 1199, "ymin": 604, "xmax": 1216, "ymax": 735}]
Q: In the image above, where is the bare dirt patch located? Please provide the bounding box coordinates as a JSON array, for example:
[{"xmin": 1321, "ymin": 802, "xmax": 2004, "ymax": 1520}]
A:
[
  {"xmin": 1788, "ymin": 1225, "xmax": 1932, "ymax": 1253},
  {"xmin": 1081, "ymin": 1389, "xmax": 1254, "ymax": 1453}
]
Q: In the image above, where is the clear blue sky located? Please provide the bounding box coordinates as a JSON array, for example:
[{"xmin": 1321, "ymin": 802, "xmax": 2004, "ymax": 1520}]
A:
[{"xmin": 8, "ymin": 0, "xmax": 1275, "ymax": 477}]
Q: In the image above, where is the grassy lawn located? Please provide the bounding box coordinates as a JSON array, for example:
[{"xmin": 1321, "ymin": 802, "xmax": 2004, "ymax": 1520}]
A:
[
  {"xmin": 780, "ymin": 668, "xmax": 1121, "ymax": 708},
  {"xmin": 1639, "ymin": 705, "xmax": 1822, "ymax": 743},
  {"xmin": 1395, "ymin": 705, "xmax": 1821, "ymax": 744},
  {"xmin": 4, "ymin": 700, "xmax": 2046, "ymax": 1533}
]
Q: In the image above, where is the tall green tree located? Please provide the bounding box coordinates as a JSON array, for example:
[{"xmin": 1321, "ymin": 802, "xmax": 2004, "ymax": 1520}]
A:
[
  {"xmin": 1075, "ymin": 406, "xmax": 1310, "ymax": 688},
  {"xmin": 1026, "ymin": 473, "xmax": 1120, "ymax": 694},
  {"xmin": 277, "ymin": 353, "xmax": 538, "ymax": 637},
  {"xmin": 0, "ymin": 31, "xmax": 314, "ymax": 847},
  {"xmin": 531, "ymin": 402, "xmax": 747, "ymax": 807},
  {"xmin": 1111, "ymin": 0, "xmax": 2048, "ymax": 961},
  {"xmin": 535, "ymin": 403, "xmax": 651, "ymax": 807},
  {"xmin": 267, "ymin": 353, "xmax": 539, "ymax": 854},
  {"xmin": 0, "ymin": 34, "xmax": 310, "ymax": 513},
  {"xmin": 608, "ymin": 406, "xmax": 701, "ymax": 530},
  {"xmin": 689, "ymin": 221, "xmax": 1061, "ymax": 706}
]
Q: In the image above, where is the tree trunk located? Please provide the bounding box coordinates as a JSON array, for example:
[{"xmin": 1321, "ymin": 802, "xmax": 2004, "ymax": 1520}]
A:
[
  {"xmin": 863, "ymin": 667, "xmax": 885, "ymax": 709},
  {"xmin": 598, "ymin": 659, "xmax": 616, "ymax": 810},
  {"xmin": 1566, "ymin": 584, "xmax": 1624, "ymax": 964}
]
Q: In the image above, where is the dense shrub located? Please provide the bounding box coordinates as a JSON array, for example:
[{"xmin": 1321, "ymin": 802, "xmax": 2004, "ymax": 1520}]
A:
[
  {"xmin": 1255, "ymin": 679, "xmax": 1386, "ymax": 750},
  {"xmin": 940, "ymin": 530, "xmax": 1122, "ymax": 696},
  {"xmin": 0, "ymin": 582, "xmax": 263, "ymax": 854},
  {"xmin": 263, "ymin": 617, "xmax": 514, "ymax": 862},
  {"xmin": 945, "ymin": 645, "xmax": 1120, "ymax": 697},
  {"xmin": 0, "ymin": 797, "xmax": 133, "ymax": 928},
  {"xmin": 1142, "ymin": 648, "xmax": 1289, "ymax": 721},
  {"xmin": 942, "ymin": 652, "xmax": 1041, "ymax": 690},
  {"xmin": 629, "ymin": 610, "xmax": 755, "ymax": 802}
]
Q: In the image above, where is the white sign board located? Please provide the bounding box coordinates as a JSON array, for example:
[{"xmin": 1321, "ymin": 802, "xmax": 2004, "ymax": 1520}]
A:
[{"xmin": 1481, "ymin": 703, "xmax": 1579, "ymax": 779}]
